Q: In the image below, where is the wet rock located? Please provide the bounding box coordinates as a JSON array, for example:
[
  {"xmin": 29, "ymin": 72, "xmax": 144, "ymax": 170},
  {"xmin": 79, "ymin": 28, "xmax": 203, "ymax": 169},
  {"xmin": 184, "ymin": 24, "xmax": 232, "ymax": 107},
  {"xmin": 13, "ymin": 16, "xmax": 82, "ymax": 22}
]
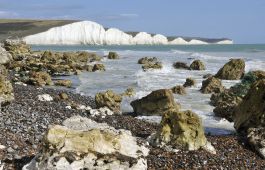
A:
[
  {"xmin": 183, "ymin": 77, "xmax": 196, "ymax": 87},
  {"xmin": 23, "ymin": 116, "xmax": 149, "ymax": 170},
  {"xmin": 138, "ymin": 57, "xmax": 158, "ymax": 64},
  {"xmin": 38, "ymin": 94, "xmax": 53, "ymax": 101},
  {"xmin": 107, "ymin": 51, "xmax": 119, "ymax": 59},
  {"xmin": 173, "ymin": 62, "xmax": 189, "ymax": 70},
  {"xmin": 200, "ymin": 77, "xmax": 224, "ymax": 94},
  {"xmin": 203, "ymin": 74, "xmax": 213, "ymax": 79},
  {"xmin": 171, "ymin": 85, "xmax": 186, "ymax": 95},
  {"xmin": 215, "ymin": 59, "xmax": 245, "ymax": 80},
  {"xmin": 247, "ymin": 127, "xmax": 265, "ymax": 159},
  {"xmin": 122, "ymin": 87, "xmax": 136, "ymax": 97},
  {"xmin": 95, "ymin": 90, "xmax": 122, "ymax": 114},
  {"xmin": 0, "ymin": 46, "xmax": 12, "ymax": 65},
  {"xmin": 54, "ymin": 79, "xmax": 72, "ymax": 88},
  {"xmin": 149, "ymin": 108, "xmax": 215, "ymax": 153},
  {"xmin": 92, "ymin": 63, "xmax": 105, "ymax": 72},
  {"xmin": 28, "ymin": 71, "xmax": 53, "ymax": 86},
  {"xmin": 190, "ymin": 60, "xmax": 206, "ymax": 70},
  {"xmin": 3, "ymin": 39, "xmax": 30, "ymax": 55},
  {"xmin": 142, "ymin": 62, "xmax": 162, "ymax": 71},
  {"xmin": 131, "ymin": 89, "xmax": 180, "ymax": 116},
  {"xmin": 0, "ymin": 74, "xmax": 14, "ymax": 106}
]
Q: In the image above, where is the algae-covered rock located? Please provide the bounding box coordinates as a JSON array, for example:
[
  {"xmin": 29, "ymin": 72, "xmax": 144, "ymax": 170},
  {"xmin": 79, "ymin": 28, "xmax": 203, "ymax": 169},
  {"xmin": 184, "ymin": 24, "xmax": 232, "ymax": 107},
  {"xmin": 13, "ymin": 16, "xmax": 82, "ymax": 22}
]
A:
[
  {"xmin": 200, "ymin": 77, "xmax": 224, "ymax": 94},
  {"xmin": 107, "ymin": 51, "xmax": 119, "ymax": 59},
  {"xmin": 122, "ymin": 87, "xmax": 136, "ymax": 97},
  {"xmin": 171, "ymin": 85, "xmax": 186, "ymax": 95},
  {"xmin": 173, "ymin": 62, "xmax": 189, "ymax": 70},
  {"xmin": 215, "ymin": 59, "xmax": 245, "ymax": 80},
  {"xmin": 3, "ymin": 39, "xmax": 30, "ymax": 55},
  {"xmin": 23, "ymin": 116, "xmax": 149, "ymax": 170},
  {"xmin": 142, "ymin": 62, "xmax": 162, "ymax": 71},
  {"xmin": 95, "ymin": 90, "xmax": 122, "ymax": 114},
  {"xmin": 149, "ymin": 108, "xmax": 215, "ymax": 153},
  {"xmin": 190, "ymin": 60, "xmax": 206, "ymax": 70},
  {"xmin": 183, "ymin": 77, "xmax": 196, "ymax": 87},
  {"xmin": 0, "ymin": 75, "xmax": 14, "ymax": 106},
  {"xmin": 130, "ymin": 89, "xmax": 180, "ymax": 116},
  {"xmin": 93, "ymin": 63, "xmax": 105, "ymax": 72},
  {"xmin": 28, "ymin": 71, "xmax": 53, "ymax": 86},
  {"xmin": 54, "ymin": 79, "xmax": 72, "ymax": 88},
  {"xmin": 138, "ymin": 57, "xmax": 158, "ymax": 64}
]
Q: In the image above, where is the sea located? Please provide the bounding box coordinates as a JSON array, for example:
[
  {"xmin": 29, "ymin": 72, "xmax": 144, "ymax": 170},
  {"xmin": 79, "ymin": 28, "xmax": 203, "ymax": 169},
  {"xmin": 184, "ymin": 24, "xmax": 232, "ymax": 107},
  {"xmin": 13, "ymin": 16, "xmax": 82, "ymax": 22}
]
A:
[{"xmin": 32, "ymin": 44, "xmax": 265, "ymax": 135}]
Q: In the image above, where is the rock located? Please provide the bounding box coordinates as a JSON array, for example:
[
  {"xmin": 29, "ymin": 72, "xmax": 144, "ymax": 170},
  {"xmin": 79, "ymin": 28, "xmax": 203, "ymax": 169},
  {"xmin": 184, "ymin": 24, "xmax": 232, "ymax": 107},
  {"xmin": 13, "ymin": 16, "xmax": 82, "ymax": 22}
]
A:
[
  {"xmin": 92, "ymin": 63, "xmax": 105, "ymax": 72},
  {"xmin": 107, "ymin": 51, "xmax": 119, "ymax": 59},
  {"xmin": 0, "ymin": 75, "xmax": 14, "ymax": 106},
  {"xmin": 23, "ymin": 116, "xmax": 149, "ymax": 170},
  {"xmin": 122, "ymin": 87, "xmax": 135, "ymax": 97},
  {"xmin": 183, "ymin": 78, "xmax": 196, "ymax": 87},
  {"xmin": 3, "ymin": 39, "xmax": 30, "ymax": 55},
  {"xmin": 215, "ymin": 59, "xmax": 245, "ymax": 80},
  {"xmin": 173, "ymin": 62, "xmax": 189, "ymax": 70},
  {"xmin": 138, "ymin": 57, "xmax": 158, "ymax": 64},
  {"xmin": 89, "ymin": 107, "xmax": 114, "ymax": 118},
  {"xmin": 54, "ymin": 79, "xmax": 72, "ymax": 88},
  {"xmin": 0, "ymin": 46, "xmax": 12, "ymax": 64},
  {"xmin": 130, "ymin": 89, "xmax": 180, "ymax": 116},
  {"xmin": 149, "ymin": 108, "xmax": 215, "ymax": 153},
  {"xmin": 171, "ymin": 85, "xmax": 186, "ymax": 95},
  {"xmin": 234, "ymin": 79, "xmax": 265, "ymax": 132},
  {"xmin": 95, "ymin": 90, "xmax": 122, "ymax": 114},
  {"xmin": 190, "ymin": 60, "xmax": 206, "ymax": 70},
  {"xmin": 28, "ymin": 71, "xmax": 53, "ymax": 86},
  {"xmin": 203, "ymin": 74, "xmax": 213, "ymax": 79},
  {"xmin": 200, "ymin": 77, "xmax": 224, "ymax": 94},
  {"xmin": 247, "ymin": 127, "xmax": 265, "ymax": 159},
  {"xmin": 38, "ymin": 94, "xmax": 53, "ymax": 101},
  {"xmin": 142, "ymin": 62, "xmax": 162, "ymax": 71},
  {"xmin": 59, "ymin": 93, "xmax": 68, "ymax": 100}
]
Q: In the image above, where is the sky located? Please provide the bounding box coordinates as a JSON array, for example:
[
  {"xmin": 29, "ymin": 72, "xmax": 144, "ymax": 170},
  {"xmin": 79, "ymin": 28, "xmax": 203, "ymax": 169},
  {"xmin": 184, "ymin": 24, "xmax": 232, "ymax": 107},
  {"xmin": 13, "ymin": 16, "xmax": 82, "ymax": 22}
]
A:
[{"xmin": 0, "ymin": 0, "xmax": 264, "ymax": 44}]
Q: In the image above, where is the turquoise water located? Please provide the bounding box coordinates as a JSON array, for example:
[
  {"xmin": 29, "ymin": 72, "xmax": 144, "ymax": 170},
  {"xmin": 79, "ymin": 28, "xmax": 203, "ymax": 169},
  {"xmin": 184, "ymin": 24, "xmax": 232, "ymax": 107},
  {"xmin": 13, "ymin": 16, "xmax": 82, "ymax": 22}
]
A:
[{"xmin": 32, "ymin": 44, "xmax": 265, "ymax": 135}]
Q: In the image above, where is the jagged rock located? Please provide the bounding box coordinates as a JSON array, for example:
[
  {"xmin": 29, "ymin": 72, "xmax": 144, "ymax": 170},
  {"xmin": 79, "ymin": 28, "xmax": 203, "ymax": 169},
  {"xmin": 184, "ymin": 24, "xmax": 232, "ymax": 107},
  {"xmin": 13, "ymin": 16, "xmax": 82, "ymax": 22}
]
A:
[
  {"xmin": 215, "ymin": 59, "xmax": 245, "ymax": 80},
  {"xmin": 190, "ymin": 60, "xmax": 206, "ymax": 70},
  {"xmin": 3, "ymin": 39, "xmax": 30, "ymax": 55},
  {"xmin": 130, "ymin": 89, "xmax": 180, "ymax": 116},
  {"xmin": 183, "ymin": 78, "xmax": 196, "ymax": 87},
  {"xmin": 173, "ymin": 62, "xmax": 189, "ymax": 70},
  {"xmin": 138, "ymin": 57, "xmax": 158, "ymax": 64},
  {"xmin": 122, "ymin": 87, "xmax": 136, "ymax": 97},
  {"xmin": 0, "ymin": 75, "xmax": 14, "ymax": 106},
  {"xmin": 93, "ymin": 63, "xmax": 106, "ymax": 72},
  {"xmin": 95, "ymin": 90, "xmax": 122, "ymax": 114},
  {"xmin": 200, "ymin": 77, "xmax": 224, "ymax": 94},
  {"xmin": 171, "ymin": 85, "xmax": 186, "ymax": 95},
  {"xmin": 142, "ymin": 62, "xmax": 162, "ymax": 71},
  {"xmin": 149, "ymin": 108, "xmax": 215, "ymax": 153},
  {"xmin": 23, "ymin": 116, "xmax": 149, "ymax": 170},
  {"xmin": 28, "ymin": 71, "xmax": 53, "ymax": 86},
  {"xmin": 107, "ymin": 51, "xmax": 119, "ymax": 59},
  {"xmin": 247, "ymin": 127, "xmax": 265, "ymax": 159},
  {"xmin": 54, "ymin": 79, "xmax": 72, "ymax": 88},
  {"xmin": 37, "ymin": 94, "xmax": 53, "ymax": 101},
  {"xmin": 0, "ymin": 46, "xmax": 12, "ymax": 64}
]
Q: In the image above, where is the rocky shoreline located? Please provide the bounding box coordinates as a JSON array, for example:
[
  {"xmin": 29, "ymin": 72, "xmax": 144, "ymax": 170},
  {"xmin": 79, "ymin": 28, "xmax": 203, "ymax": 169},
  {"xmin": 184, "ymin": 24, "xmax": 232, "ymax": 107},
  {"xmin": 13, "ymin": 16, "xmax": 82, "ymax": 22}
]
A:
[{"xmin": 0, "ymin": 39, "xmax": 265, "ymax": 169}]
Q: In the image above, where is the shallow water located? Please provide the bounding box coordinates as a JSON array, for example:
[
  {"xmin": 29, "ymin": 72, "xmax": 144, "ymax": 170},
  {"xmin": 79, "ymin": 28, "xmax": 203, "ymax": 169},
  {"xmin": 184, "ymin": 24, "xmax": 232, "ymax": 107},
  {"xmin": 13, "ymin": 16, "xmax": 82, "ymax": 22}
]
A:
[{"xmin": 32, "ymin": 44, "xmax": 265, "ymax": 135}]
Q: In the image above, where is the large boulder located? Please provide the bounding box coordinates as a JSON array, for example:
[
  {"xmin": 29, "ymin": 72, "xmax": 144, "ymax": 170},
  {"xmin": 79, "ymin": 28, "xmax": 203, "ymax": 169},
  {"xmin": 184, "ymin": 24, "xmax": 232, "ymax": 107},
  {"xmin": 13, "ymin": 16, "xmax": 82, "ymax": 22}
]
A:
[
  {"xmin": 3, "ymin": 39, "xmax": 30, "ymax": 55},
  {"xmin": 54, "ymin": 79, "xmax": 72, "ymax": 88},
  {"xmin": 28, "ymin": 71, "xmax": 53, "ymax": 86},
  {"xmin": 247, "ymin": 127, "xmax": 265, "ymax": 159},
  {"xmin": 23, "ymin": 116, "xmax": 149, "ymax": 170},
  {"xmin": 0, "ymin": 74, "xmax": 14, "ymax": 106},
  {"xmin": 173, "ymin": 62, "xmax": 189, "ymax": 70},
  {"xmin": 149, "ymin": 108, "xmax": 215, "ymax": 153},
  {"xmin": 138, "ymin": 57, "xmax": 158, "ymax": 64},
  {"xmin": 107, "ymin": 51, "xmax": 119, "ymax": 59},
  {"xmin": 95, "ymin": 90, "xmax": 122, "ymax": 114},
  {"xmin": 183, "ymin": 77, "xmax": 196, "ymax": 87},
  {"xmin": 215, "ymin": 59, "xmax": 245, "ymax": 80},
  {"xmin": 142, "ymin": 62, "xmax": 162, "ymax": 71},
  {"xmin": 200, "ymin": 77, "xmax": 224, "ymax": 94},
  {"xmin": 93, "ymin": 63, "xmax": 105, "ymax": 72},
  {"xmin": 171, "ymin": 85, "xmax": 186, "ymax": 95},
  {"xmin": 190, "ymin": 60, "xmax": 206, "ymax": 70},
  {"xmin": 130, "ymin": 89, "xmax": 180, "ymax": 116},
  {"xmin": 0, "ymin": 46, "xmax": 12, "ymax": 64}
]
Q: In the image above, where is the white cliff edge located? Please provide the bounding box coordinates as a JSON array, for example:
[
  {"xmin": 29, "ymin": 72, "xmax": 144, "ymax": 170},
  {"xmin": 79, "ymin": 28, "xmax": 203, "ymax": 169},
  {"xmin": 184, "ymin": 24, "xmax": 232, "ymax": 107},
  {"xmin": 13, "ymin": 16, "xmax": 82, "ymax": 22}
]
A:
[{"xmin": 23, "ymin": 21, "xmax": 233, "ymax": 45}]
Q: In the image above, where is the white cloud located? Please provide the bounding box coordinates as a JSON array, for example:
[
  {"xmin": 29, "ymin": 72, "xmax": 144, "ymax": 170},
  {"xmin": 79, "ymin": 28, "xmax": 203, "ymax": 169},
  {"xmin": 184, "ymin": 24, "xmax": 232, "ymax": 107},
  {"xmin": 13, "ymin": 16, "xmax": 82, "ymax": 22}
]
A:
[
  {"xmin": 0, "ymin": 10, "xmax": 18, "ymax": 18},
  {"xmin": 99, "ymin": 13, "xmax": 139, "ymax": 20}
]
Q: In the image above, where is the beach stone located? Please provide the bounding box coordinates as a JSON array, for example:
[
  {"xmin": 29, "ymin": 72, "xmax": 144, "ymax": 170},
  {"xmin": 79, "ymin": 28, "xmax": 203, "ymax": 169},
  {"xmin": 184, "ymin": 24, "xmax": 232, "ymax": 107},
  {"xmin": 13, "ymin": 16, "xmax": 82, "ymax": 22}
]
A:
[
  {"xmin": 3, "ymin": 39, "xmax": 30, "ymax": 55},
  {"xmin": 171, "ymin": 85, "xmax": 186, "ymax": 95},
  {"xmin": 93, "ymin": 63, "xmax": 105, "ymax": 72},
  {"xmin": 142, "ymin": 62, "xmax": 162, "ymax": 71},
  {"xmin": 138, "ymin": 57, "xmax": 158, "ymax": 64},
  {"xmin": 59, "ymin": 93, "xmax": 68, "ymax": 100},
  {"xmin": 0, "ymin": 75, "xmax": 14, "ymax": 106},
  {"xmin": 173, "ymin": 62, "xmax": 189, "ymax": 70},
  {"xmin": 38, "ymin": 94, "xmax": 53, "ymax": 102},
  {"xmin": 183, "ymin": 77, "xmax": 196, "ymax": 87},
  {"xmin": 22, "ymin": 116, "xmax": 149, "ymax": 170},
  {"xmin": 190, "ymin": 60, "xmax": 206, "ymax": 70},
  {"xmin": 28, "ymin": 71, "xmax": 53, "ymax": 86},
  {"xmin": 95, "ymin": 90, "xmax": 122, "ymax": 114},
  {"xmin": 107, "ymin": 51, "xmax": 119, "ymax": 59},
  {"xmin": 122, "ymin": 87, "xmax": 136, "ymax": 97},
  {"xmin": 130, "ymin": 89, "xmax": 179, "ymax": 116},
  {"xmin": 0, "ymin": 46, "xmax": 12, "ymax": 64},
  {"xmin": 247, "ymin": 127, "xmax": 265, "ymax": 159},
  {"xmin": 54, "ymin": 80, "xmax": 72, "ymax": 88},
  {"xmin": 200, "ymin": 77, "xmax": 224, "ymax": 94},
  {"xmin": 215, "ymin": 59, "xmax": 245, "ymax": 80},
  {"xmin": 149, "ymin": 108, "xmax": 215, "ymax": 153}
]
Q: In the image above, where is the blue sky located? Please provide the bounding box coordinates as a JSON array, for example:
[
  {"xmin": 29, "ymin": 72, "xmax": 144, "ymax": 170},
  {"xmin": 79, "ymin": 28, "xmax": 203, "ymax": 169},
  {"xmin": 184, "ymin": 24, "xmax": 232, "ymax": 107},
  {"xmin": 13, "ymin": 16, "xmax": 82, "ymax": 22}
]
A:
[{"xmin": 0, "ymin": 0, "xmax": 264, "ymax": 43}]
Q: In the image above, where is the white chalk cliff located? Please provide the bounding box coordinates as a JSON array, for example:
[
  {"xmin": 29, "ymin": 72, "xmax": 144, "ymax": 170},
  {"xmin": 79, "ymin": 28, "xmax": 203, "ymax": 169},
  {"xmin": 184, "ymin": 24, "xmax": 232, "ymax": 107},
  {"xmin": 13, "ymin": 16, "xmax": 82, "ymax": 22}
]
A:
[{"xmin": 23, "ymin": 21, "xmax": 233, "ymax": 45}]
